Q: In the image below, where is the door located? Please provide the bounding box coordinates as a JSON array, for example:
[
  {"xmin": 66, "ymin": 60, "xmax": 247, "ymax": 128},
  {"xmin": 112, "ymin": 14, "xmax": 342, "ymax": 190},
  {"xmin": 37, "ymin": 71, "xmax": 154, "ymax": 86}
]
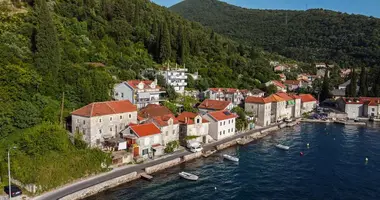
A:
[{"xmin": 133, "ymin": 146, "xmax": 139, "ymax": 157}]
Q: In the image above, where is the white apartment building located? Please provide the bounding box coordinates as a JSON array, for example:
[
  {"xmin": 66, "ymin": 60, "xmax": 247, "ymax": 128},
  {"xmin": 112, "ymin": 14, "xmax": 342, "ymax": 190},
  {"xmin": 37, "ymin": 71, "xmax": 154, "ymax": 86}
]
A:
[
  {"xmin": 159, "ymin": 66, "xmax": 188, "ymax": 94},
  {"xmin": 205, "ymin": 88, "xmax": 253, "ymax": 106},
  {"xmin": 113, "ymin": 80, "xmax": 166, "ymax": 109},
  {"xmin": 203, "ymin": 110, "xmax": 238, "ymax": 141},
  {"xmin": 71, "ymin": 100, "xmax": 137, "ymax": 147},
  {"xmin": 177, "ymin": 112, "xmax": 210, "ymax": 144},
  {"xmin": 245, "ymin": 96, "xmax": 272, "ymax": 127}
]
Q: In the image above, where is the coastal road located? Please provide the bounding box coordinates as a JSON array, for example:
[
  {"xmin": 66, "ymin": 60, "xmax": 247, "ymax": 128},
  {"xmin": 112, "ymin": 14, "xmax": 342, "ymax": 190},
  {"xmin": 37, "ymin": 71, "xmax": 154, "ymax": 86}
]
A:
[{"xmin": 33, "ymin": 150, "xmax": 191, "ymax": 200}]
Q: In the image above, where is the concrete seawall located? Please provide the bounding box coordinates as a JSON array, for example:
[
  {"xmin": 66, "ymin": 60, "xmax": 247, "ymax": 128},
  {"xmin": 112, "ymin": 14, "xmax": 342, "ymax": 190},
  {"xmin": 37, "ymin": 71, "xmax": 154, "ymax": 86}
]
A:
[
  {"xmin": 59, "ymin": 171, "xmax": 139, "ymax": 200},
  {"xmin": 145, "ymin": 158, "xmax": 182, "ymax": 174}
]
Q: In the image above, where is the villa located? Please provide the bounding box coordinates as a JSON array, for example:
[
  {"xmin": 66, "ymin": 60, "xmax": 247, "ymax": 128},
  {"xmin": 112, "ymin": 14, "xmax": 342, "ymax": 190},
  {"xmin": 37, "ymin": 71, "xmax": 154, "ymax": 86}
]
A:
[
  {"xmin": 177, "ymin": 112, "xmax": 210, "ymax": 144},
  {"xmin": 203, "ymin": 110, "xmax": 238, "ymax": 140}
]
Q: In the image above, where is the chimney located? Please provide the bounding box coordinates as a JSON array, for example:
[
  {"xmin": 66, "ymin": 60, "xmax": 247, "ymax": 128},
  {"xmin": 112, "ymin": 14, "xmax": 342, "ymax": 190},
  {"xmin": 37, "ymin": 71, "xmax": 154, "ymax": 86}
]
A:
[
  {"xmin": 206, "ymin": 100, "xmax": 209, "ymax": 107},
  {"xmin": 185, "ymin": 117, "xmax": 188, "ymax": 123}
]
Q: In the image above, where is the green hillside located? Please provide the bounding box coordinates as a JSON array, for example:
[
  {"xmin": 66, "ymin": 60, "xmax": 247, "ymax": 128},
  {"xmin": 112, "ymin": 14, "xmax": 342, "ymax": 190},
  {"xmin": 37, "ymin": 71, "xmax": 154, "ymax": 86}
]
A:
[{"xmin": 170, "ymin": 0, "xmax": 380, "ymax": 67}]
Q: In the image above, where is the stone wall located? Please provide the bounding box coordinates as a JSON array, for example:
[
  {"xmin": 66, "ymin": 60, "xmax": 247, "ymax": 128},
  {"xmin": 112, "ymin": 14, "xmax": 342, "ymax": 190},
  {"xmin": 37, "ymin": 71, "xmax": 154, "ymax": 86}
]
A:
[
  {"xmin": 144, "ymin": 158, "xmax": 181, "ymax": 174},
  {"xmin": 183, "ymin": 152, "xmax": 202, "ymax": 161},
  {"xmin": 260, "ymin": 126, "xmax": 279, "ymax": 134},
  {"xmin": 215, "ymin": 140, "xmax": 237, "ymax": 150},
  {"xmin": 59, "ymin": 172, "xmax": 138, "ymax": 200},
  {"xmin": 11, "ymin": 178, "xmax": 38, "ymax": 194}
]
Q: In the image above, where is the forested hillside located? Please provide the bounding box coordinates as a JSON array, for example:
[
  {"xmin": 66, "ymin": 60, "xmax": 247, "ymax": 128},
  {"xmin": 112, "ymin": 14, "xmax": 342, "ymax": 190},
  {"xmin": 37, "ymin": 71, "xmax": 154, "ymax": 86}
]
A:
[
  {"xmin": 0, "ymin": 0, "xmax": 281, "ymax": 190},
  {"xmin": 170, "ymin": 0, "xmax": 380, "ymax": 67}
]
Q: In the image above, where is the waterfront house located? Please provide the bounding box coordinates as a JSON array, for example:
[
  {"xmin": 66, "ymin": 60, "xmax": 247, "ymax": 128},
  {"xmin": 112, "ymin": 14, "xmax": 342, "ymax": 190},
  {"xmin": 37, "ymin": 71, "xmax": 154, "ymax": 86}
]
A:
[
  {"xmin": 71, "ymin": 100, "xmax": 137, "ymax": 148},
  {"xmin": 138, "ymin": 104, "xmax": 173, "ymax": 119},
  {"xmin": 113, "ymin": 80, "xmax": 166, "ymax": 109},
  {"xmin": 268, "ymin": 94, "xmax": 286, "ymax": 122},
  {"xmin": 122, "ymin": 123, "xmax": 164, "ymax": 159},
  {"xmin": 205, "ymin": 88, "xmax": 252, "ymax": 106},
  {"xmin": 337, "ymin": 97, "xmax": 380, "ymax": 119},
  {"xmin": 177, "ymin": 112, "xmax": 210, "ymax": 145},
  {"xmin": 265, "ymin": 80, "xmax": 287, "ymax": 92},
  {"xmin": 159, "ymin": 65, "xmax": 188, "ymax": 94},
  {"xmin": 299, "ymin": 94, "xmax": 317, "ymax": 114},
  {"xmin": 284, "ymin": 80, "xmax": 303, "ymax": 91},
  {"xmin": 251, "ymin": 88, "xmax": 265, "ymax": 97},
  {"xmin": 245, "ymin": 96, "xmax": 272, "ymax": 127},
  {"xmin": 275, "ymin": 93, "xmax": 295, "ymax": 119},
  {"xmin": 149, "ymin": 114, "xmax": 179, "ymax": 146},
  {"xmin": 289, "ymin": 94, "xmax": 302, "ymax": 118},
  {"xmin": 203, "ymin": 110, "xmax": 238, "ymax": 141},
  {"xmin": 198, "ymin": 99, "xmax": 234, "ymax": 114}
]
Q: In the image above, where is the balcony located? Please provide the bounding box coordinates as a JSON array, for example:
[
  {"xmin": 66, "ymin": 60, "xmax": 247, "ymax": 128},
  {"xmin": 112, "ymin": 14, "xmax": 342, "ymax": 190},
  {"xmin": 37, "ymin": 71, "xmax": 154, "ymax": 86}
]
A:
[
  {"xmin": 170, "ymin": 75, "xmax": 187, "ymax": 80},
  {"xmin": 171, "ymin": 82, "xmax": 187, "ymax": 86},
  {"xmin": 135, "ymin": 97, "xmax": 165, "ymax": 104}
]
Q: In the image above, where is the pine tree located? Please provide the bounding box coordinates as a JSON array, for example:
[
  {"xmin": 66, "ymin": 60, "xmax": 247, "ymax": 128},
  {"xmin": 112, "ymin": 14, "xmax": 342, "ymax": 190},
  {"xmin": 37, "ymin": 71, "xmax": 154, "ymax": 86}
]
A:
[
  {"xmin": 358, "ymin": 66, "xmax": 368, "ymax": 97},
  {"xmin": 34, "ymin": 0, "xmax": 61, "ymax": 95},
  {"xmin": 159, "ymin": 22, "xmax": 171, "ymax": 63},
  {"xmin": 176, "ymin": 24, "xmax": 186, "ymax": 65}
]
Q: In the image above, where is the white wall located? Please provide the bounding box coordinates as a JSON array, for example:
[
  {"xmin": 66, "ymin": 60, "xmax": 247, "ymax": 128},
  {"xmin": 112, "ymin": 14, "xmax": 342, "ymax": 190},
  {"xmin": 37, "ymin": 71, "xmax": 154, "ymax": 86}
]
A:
[
  {"xmin": 135, "ymin": 134, "xmax": 162, "ymax": 158},
  {"xmin": 203, "ymin": 115, "xmax": 236, "ymax": 141},
  {"xmin": 185, "ymin": 117, "xmax": 209, "ymax": 143},
  {"xmin": 114, "ymin": 83, "xmax": 134, "ymax": 103},
  {"xmin": 302, "ymin": 101, "xmax": 317, "ymax": 114},
  {"xmin": 293, "ymin": 99, "xmax": 301, "ymax": 118},
  {"xmin": 345, "ymin": 104, "xmax": 363, "ymax": 119},
  {"xmin": 159, "ymin": 123, "xmax": 179, "ymax": 146},
  {"xmin": 245, "ymin": 103, "xmax": 271, "ymax": 127}
]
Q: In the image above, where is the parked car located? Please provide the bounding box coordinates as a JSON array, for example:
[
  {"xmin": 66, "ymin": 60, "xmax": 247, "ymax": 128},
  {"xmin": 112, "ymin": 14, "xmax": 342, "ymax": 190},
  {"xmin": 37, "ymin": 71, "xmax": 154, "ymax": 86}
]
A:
[
  {"xmin": 4, "ymin": 185, "xmax": 22, "ymax": 197},
  {"xmin": 187, "ymin": 141, "xmax": 203, "ymax": 153}
]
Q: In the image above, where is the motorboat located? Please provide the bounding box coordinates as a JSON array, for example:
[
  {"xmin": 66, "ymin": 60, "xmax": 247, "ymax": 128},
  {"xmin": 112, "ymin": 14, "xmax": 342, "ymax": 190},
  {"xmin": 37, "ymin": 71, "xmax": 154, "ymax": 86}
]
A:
[
  {"xmin": 179, "ymin": 171, "xmax": 199, "ymax": 181},
  {"xmin": 223, "ymin": 154, "xmax": 239, "ymax": 162},
  {"xmin": 276, "ymin": 144, "xmax": 290, "ymax": 150}
]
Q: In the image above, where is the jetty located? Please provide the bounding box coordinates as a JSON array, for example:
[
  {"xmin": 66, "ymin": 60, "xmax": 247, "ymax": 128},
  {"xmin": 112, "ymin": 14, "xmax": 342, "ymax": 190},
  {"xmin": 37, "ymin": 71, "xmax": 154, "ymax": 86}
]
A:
[
  {"xmin": 140, "ymin": 173, "xmax": 153, "ymax": 181},
  {"xmin": 334, "ymin": 120, "xmax": 366, "ymax": 126}
]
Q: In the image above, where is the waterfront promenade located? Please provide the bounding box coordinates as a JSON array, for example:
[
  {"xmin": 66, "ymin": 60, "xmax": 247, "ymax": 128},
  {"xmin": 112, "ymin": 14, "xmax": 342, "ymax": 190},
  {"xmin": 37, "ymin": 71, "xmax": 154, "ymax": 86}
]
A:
[{"xmin": 33, "ymin": 123, "xmax": 281, "ymax": 200}]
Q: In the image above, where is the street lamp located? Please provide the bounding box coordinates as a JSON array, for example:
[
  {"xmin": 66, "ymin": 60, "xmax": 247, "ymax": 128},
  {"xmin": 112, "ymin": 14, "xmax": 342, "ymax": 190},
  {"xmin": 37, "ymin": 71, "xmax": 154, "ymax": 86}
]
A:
[{"xmin": 8, "ymin": 146, "xmax": 17, "ymax": 200}]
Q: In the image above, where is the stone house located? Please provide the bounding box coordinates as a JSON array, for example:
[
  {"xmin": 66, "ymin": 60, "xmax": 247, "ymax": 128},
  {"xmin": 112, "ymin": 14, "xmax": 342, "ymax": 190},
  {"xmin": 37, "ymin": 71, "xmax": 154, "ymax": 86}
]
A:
[
  {"xmin": 268, "ymin": 94, "xmax": 286, "ymax": 123},
  {"xmin": 71, "ymin": 100, "xmax": 137, "ymax": 148},
  {"xmin": 177, "ymin": 112, "xmax": 210, "ymax": 145},
  {"xmin": 203, "ymin": 110, "xmax": 238, "ymax": 141},
  {"xmin": 149, "ymin": 115, "xmax": 179, "ymax": 146},
  {"xmin": 205, "ymin": 88, "xmax": 252, "ymax": 106},
  {"xmin": 299, "ymin": 94, "xmax": 317, "ymax": 114},
  {"xmin": 198, "ymin": 99, "xmax": 234, "ymax": 114},
  {"xmin": 245, "ymin": 96, "xmax": 272, "ymax": 127}
]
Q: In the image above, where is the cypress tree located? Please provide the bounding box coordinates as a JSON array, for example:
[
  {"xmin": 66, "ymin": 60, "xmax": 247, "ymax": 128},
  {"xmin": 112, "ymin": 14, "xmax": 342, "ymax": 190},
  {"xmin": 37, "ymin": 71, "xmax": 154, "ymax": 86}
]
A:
[
  {"xmin": 320, "ymin": 68, "xmax": 330, "ymax": 102},
  {"xmin": 159, "ymin": 22, "xmax": 171, "ymax": 63},
  {"xmin": 346, "ymin": 68, "xmax": 357, "ymax": 97},
  {"xmin": 176, "ymin": 24, "xmax": 186, "ymax": 65},
  {"xmin": 358, "ymin": 66, "xmax": 368, "ymax": 97},
  {"xmin": 34, "ymin": 0, "xmax": 61, "ymax": 95}
]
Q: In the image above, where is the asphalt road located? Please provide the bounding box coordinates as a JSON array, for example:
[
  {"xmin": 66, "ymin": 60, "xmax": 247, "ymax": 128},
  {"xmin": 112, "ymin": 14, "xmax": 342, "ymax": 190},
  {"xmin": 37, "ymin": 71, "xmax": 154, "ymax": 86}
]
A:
[{"xmin": 34, "ymin": 123, "xmax": 281, "ymax": 200}]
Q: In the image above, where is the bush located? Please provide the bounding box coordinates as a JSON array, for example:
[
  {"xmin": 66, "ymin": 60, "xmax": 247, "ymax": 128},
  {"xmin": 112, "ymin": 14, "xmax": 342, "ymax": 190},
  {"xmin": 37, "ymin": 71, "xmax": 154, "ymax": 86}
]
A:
[{"xmin": 164, "ymin": 141, "xmax": 180, "ymax": 153}]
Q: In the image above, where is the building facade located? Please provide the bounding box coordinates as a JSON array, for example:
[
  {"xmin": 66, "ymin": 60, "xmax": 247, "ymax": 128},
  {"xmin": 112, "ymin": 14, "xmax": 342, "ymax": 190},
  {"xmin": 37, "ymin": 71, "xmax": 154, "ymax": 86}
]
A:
[
  {"xmin": 245, "ymin": 96, "xmax": 272, "ymax": 127},
  {"xmin": 205, "ymin": 88, "xmax": 253, "ymax": 106},
  {"xmin": 150, "ymin": 115, "xmax": 179, "ymax": 146},
  {"xmin": 265, "ymin": 80, "xmax": 287, "ymax": 92},
  {"xmin": 337, "ymin": 97, "xmax": 380, "ymax": 119},
  {"xmin": 113, "ymin": 80, "xmax": 166, "ymax": 109},
  {"xmin": 71, "ymin": 100, "xmax": 137, "ymax": 147},
  {"xmin": 203, "ymin": 110, "xmax": 238, "ymax": 141},
  {"xmin": 299, "ymin": 94, "xmax": 318, "ymax": 114},
  {"xmin": 159, "ymin": 67, "xmax": 188, "ymax": 94},
  {"xmin": 177, "ymin": 112, "xmax": 210, "ymax": 144}
]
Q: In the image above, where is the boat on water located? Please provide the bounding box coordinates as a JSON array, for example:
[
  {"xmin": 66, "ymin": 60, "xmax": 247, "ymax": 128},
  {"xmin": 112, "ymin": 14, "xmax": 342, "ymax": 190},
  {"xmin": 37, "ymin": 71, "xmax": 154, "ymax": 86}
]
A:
[
  {"xmin": 276, "ymin": 144, "xmax": 290, "ymax": 150},
  {"xmin": 223, "ymin": 154, "xmax": 239, "ymax": 162},
  {"xmin": 179, "ymin": 172, "xmax": 199, "ymax": 181}
]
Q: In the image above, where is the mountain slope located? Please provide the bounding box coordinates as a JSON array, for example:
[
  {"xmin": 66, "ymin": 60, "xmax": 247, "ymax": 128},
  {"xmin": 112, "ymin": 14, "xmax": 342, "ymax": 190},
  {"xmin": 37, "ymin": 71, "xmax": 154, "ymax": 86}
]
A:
[{"xmin": 170, "ymin": 0, "xmax": 380, "ymax": 66}]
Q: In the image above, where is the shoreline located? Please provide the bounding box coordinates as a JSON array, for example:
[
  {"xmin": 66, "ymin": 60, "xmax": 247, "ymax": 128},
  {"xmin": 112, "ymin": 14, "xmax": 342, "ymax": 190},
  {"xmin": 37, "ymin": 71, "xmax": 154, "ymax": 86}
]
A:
[{"xmin": 33, "ymin": 121, "xmax": 299, "ymax": 200}]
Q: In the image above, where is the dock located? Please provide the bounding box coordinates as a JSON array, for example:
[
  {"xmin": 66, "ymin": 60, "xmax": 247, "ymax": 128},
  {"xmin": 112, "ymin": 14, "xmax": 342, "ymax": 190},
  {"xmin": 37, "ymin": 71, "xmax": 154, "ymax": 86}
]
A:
[
  {"xmin": 334, "ymin": 120, "xmax": 366, "ymax": 126},
  {"xmin": 140, "ymin": 173, "xmax": 153, "ymax": 180}
]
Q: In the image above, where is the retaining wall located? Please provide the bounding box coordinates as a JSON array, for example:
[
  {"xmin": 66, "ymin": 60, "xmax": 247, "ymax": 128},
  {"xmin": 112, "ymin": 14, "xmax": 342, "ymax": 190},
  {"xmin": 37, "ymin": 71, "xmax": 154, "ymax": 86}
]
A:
[
  {"xmin": 260, "ymin": 126, "xmax": 279, "ymax": 134},
  {"xmin": 215, "ymin": 140, "xmax": 237, "ymax": 150},
  {"xmin": 183, "ymin": 152, "xmax": 202, "ymax": 161},
  {"xmin": 59, "ymin": 172, "xmax": 138, "ymax": 200},
  {"xmin": 144, "ymin": 158, "xmax": 181, "ymax": 174}
]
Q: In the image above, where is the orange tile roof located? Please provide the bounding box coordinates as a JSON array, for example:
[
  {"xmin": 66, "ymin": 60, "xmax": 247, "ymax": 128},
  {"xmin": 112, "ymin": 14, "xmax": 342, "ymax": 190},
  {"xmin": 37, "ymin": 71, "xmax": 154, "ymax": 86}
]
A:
[
  {"xmin": 272, "ymin": 80, "xmax": 286, "ymax": 89},
  {"xmin": 198, "ymin": 99, "xmax": 232, "ymax": 111},
  {"xmin": 126, "ymin": 80, "xmax": 161, "ymax": 89},
  {"xmin": 299, "ymin": 94, "xmax": 317, "ymax": 103},
  {"xmin": 268, "ymin": 94, "xmax": 285, "ymax": 102},
  {"xmin": 207, "ymin": 110, "xmax": 238, "ymax": 121},
  {"xmin": 284, "ymin": 80, "xmax": 301, "ymax": 85},
  {"xmin": 177, "ymin": 112, "xmax": 209, "ymax": 125},
  {"xmin": 245, "ymin": 96, "xmax": 272, "ymax": 104},
  {"xmin": 138, "ymin": 104, "xmax": 173, "ymax": 119},
  {"xmin": 129, "ymin": 123, "xmax": 161, "ymax": 137},
  {"xmin": 288, "ymin": 94, "xmax": 301, "ymax": 99},
  {"xmin": 275, "ymin": 92, "xmax": 293, "ymax": 101},
  {"xmin": 71, "ymin": 100, "xmax": 137, "ymax": 117},
  {"xmin": 152, "ymin": 114, "xmax": 179, "ymax": 127}
]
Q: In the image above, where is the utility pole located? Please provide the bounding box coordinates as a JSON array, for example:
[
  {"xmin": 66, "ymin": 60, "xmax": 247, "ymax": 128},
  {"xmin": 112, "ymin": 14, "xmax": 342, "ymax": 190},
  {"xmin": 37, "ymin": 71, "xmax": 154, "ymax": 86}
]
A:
[{"xmin": 60, "ymin": 91, "xmax": 65, "ymax": 127}]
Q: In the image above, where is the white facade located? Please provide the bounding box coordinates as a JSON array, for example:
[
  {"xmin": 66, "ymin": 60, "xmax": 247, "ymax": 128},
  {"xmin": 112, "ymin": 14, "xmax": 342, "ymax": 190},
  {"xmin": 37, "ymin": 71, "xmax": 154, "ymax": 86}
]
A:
[
  {"xmin": 153, "ymin": 119, "xmax": 179, "ymax": 146},
  {"xmin": 113, "ymin": 80, "xmax": 165, "ymax": 109},
  {"xmin": 272, "ymin": 101, "xmax": 286, "ymax": 122},
  {"xmin": 160, "ymin": 67, "xmax": 188, "ymax": 94},
  {"xmin": 205, "ymin": 88, "xmax": 252, "ymax": 106},
  {"xmin": 293, "ymin": 98, "xmax": 301, "ymax": 118},
  {"xmin": 301, "ymin": 101, "xmax": 317, "ymax": 114},
  {"xmin": 135, "ymin": 134, "xmax": 163, "ymax": 158},
  {"xmin": 345, "ymin": 104, "xmax": 363, "ymax": 119},
  {"xmin": 203, "ymin": 113, "xmax": 237, "ymax": 141},
  {"xmin": 245, "ymin": 102, "xmax": 271, "ymax": 127},
  {"xmin": 72, "ymin": 112, "xmax": 137, "ymax": 147}
]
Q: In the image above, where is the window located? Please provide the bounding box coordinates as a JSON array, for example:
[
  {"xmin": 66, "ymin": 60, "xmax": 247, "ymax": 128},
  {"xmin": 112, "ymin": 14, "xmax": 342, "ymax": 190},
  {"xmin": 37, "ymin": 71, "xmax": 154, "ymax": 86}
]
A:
[
  {"xmin": 223, "ymin": 121, "xmax": 225, "ymax": 125},
  {"xmin": 83, "ymin": 120, "xmax": 86, "ymax": 125},
  {"xmin": 110, "ymin": 117, "xmax": 113, "ymax": 121},
  {"xmin": 220, "ymin": 122, "xmax": 222, "ymax": 126},
  {"xmin": 99, "ymin": 129, "xmax": 102, "ymax": 134},
  {"xmin": 120, "ymin": 115, "xmax": 123, "ymax": 119},
  {"xmin": 129, "ymin": 114, "xmax": 132, "ymax": 119},
  {"xmin": 372, "ymin": 108, "xmax": 375, "ymax": 112},
  {"xmin": 110, "ymin": 127, "xmax": 113, "ymax": 132},
  {"xmin": 223, "ymin": 130, "xmax": 225, "ymax": 135},
  {"xmin": 76, "ymin": 119, "xmax": 79, "ymax": 123},
  {"xmin": 99, "ymin": 118, "xmax": 102, "ymax": 123},
  {"xmin": 228, "ymin": 129, "xmax": 230, "ymax": 133},
  {"xmin": 220, "ymin": 131, "xmax": 222, "ymax": 135},
  {"xmin": 115, "ymin": 92, "xmax": 119, "ymax": 96},
  {"xmin": 121, "ymin": 93, "xmax": 124, "ymax": 98},
  {"xmin": 142, "ymin": 149, "xmax": 149, "ymax": 155},
  {"xmin": 173, "ymin": 130, "xmax": 175, "ymax": 135},
  {"xmin": 166, "ymin": 131, "xmax": 168, "ymax": 136},
  {"xmin": 231, "ymin": 119, "xmax": 234, "ymax": 123},
  {"xmin": 196, "ymin": 118, "xmax": 200, "ymax": 124},
  {"xmin": 228, "ymin": 120, "xmax": 230, "ymax": 124}
]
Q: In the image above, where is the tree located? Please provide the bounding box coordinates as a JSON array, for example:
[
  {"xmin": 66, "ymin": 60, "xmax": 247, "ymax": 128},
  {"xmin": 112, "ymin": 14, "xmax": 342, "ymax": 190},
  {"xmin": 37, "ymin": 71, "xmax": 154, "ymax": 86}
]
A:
[
  {"xmin": 176, "ymin": 24, "xmax": 186, "ymax": 65},
  {"xmin": 163, "ymin": 101, "xmax": 177, "ymax": 115},
  {"xmin": 358, "ymin": 66, "xmax": 368, "ymax": 97},
  {"xmin": 187, "ymin": 75, "xmax": 195, "ymax": 89},
  {"xmin": 265, "ymin": 84, "xmax": 278, "ymax": 95},
  {"xmin": 159, "ymin": 22, "xmax": 171, "ymax": 63},
  {"xmin": 319, "ymin": 68, "xmax": 331, "ymax": 102},
  {"xmin": 232, "ymin": 107, "xmax": 248, "ymax": 131},
  {"xmin": 34, "ymin": 0, "xmax": 61, "ymax": 95},
  {"xmin": 346, "ymin": 68, "xmax": 357, "ymax": 97}
]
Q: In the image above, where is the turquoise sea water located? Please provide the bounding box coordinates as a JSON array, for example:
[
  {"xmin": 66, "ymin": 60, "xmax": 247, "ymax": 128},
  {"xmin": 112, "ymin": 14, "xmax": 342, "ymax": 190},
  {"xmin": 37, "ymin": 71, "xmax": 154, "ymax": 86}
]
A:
[{"xmin": 85, "ymin": 123, "xmax": 380, "ymax": 200}]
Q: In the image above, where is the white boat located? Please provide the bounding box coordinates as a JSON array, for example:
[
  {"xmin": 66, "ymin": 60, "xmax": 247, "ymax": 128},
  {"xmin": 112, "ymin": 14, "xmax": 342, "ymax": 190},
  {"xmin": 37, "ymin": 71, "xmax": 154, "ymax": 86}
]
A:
[
  {"xmin": 276, "ymin": 144, "xmax": 290, "ymax": 150},
  {"xmin": 223, "ymin": 154, "xmax": 239, "ymax": 162},
  {"xmin": 179, "ymin": 171, "xmax": 199, "ymax": 181},
  {"xmin": 284, "ymin": 118, "xmax": 293, "ymax": 123}
]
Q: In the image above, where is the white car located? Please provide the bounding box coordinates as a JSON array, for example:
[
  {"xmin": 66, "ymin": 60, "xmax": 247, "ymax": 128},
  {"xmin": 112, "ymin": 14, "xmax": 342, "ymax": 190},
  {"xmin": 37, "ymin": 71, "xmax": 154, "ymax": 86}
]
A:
[{"xmin": 189, "ymin": 146, "xmax": 203, "ymax": 153}]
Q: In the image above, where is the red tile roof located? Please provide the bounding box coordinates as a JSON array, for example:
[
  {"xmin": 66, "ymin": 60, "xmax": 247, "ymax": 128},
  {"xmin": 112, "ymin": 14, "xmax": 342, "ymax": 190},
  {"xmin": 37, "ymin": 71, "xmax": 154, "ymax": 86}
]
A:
[
  {"xmin": 177, "ymin": 112, "xmax": 209, "ymax": 125},
  {"xmin": 152, "ymin": 114, "xmax": 179, "ymax": 127},
  {"xmin": 245, "ymin": 96, "xmax": 272, "ymax": 104},
  {"xmin": 284, "ymin": 80, "xmax": 301, "ymax": 85},
  {"xmin": 126, "ymin": 80, "xmax": 160, "ymax": 89},
  {"xmin": 72, "ymin": 100, "xmax": 137, "ymax": 117},
  {"xmin": 209, "ymin": 88, "xmax": 238, "ymax": 94},
  {"xmin": 129, "ymin": 123, "xmax": 161, "ymax": 137},
  {"xmin": 275, "ymin": 92, "xmax": 293, "ymax": 101},
  {"xmin": 138, "ymin": 104, "xmax": 173, "ymax": 119},
  {"xmin": 299, "ymin": 94, "xmax": 317, "ymax": 103},
  {"xmin": 288, "ymin": 94, "xmax": 301, "ymax": 99},
  {"xmin": 207, "ymin": 110, "xmax": 238, "ymax": 121},
  {"xmin": 272, "ymin": 80, "xmax": 286, "ymax": 89},
  {"xmin": 268, "ymin": 94, "xmax": 285, "ymax": 102},
  {"xmin": 198, "ymin": 99, "xmax": 232, "ymax": 111}
]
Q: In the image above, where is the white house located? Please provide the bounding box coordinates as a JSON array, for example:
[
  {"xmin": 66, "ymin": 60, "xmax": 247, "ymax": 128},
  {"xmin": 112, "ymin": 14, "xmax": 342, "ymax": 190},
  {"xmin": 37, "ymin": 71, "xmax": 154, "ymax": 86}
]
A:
[
  {"xmin": 289, "ymin": 94, "xmax": 302, "ymax": 118},
  {"xmin": 122, "ymin": 123, "xmax": 164, "ymax": 159},
  {"xmin": 71, "ymin": 100, "xmax": 137, "ymax": 148},
  {"xmin": 245, "ymin": 96, "xmax": 272, "ymax": 127},
  {"xmin": 203, "ymin": 110, "xmax": 238, "ymax": 141},
  {"xmin": 265, "ymin": 80, "xmax": 287, "ymax": 92},
  {"xmin": 177, "ymin": 112, "xmax": 210, "ymax": 144},
  {"xmin": 299, "ymin": 94, "xmax": 317, "ymax": 114},
  {"xmin": 150, "ymin": 114, "xmax": 179, "ymax": 146},
  {"xmin": 205, "ymin": 88, "xmax": 253, "ymax": 106},
  {"xmin": 337, "ymin": 97, "xmax": 380, "ymax": 119},
  {"xmin": 268, "ymin": 94, "xmax": 286, "ymax": 122},
  {"xmin": 113, "ymin": 80, "xmax": 166, "ymax": 109},
  {"xmin": 159, "ymin": 66, "xmax": 188, "ymax": 94},
  {"xmin": 198, "ymin": 99, "xmax": 234, "ymax": 114}
]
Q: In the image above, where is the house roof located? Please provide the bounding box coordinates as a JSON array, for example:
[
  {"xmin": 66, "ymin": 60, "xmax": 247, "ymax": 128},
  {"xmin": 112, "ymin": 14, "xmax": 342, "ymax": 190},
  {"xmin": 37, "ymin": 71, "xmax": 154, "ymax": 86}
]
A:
[
  {"xmin": 207, "ymin": 110, "xmax": 238, "ymax": 121},
  {"xmin": 272, "ymin": 80, "xmax": 286, "ymax": 89},
  {"xmin": 198, "ymin": 99, "xmax": 232, "ymax": 111},
  {"xmin": 245, "ymin": 96, "xmax": 272, "ymax": 104},
  {"xmin": 299, "ymin": 94, "xmax": 317, "ymax": 103},
  {"xmin": 138, "ymin": 104, "xmax": 173, "ymax": 119},
  {"xmin": 152, "ymin": 114, "xmax": 179, "ymax": 127},
  {"xmin": 126, "ymin": 80, "xmax": 160, "ymax": 89},
  {"xmin": 275, "ymin": 92, "xmax": 293, "ymax": 101},
  {"xmin": 251, "ymin": 88, "xmax": 264, "ymax": 94},
  {"xmin": 288, "ymin": 94, "xmax": 301, "ymax": 99},
  {"xmin": 129, "ymin": 123, "xmax": 161, "ymax": 137},
  {"xmin": 71, "ymin": 100, "xmax": 137, "ymax": 117},
  {"xmin": 268, "ymin": 94, "xmax": 285, "ymax": 102},
  {"xmin": 284, "ymin": 80, "xmax": 301, "ymax": 85},
  {"xmin": 342, "ymin": 97, "xmax": 363, "ymax": 104},
  {"xmin": 209, "ymin": 88, "xmax": 238, "ymax": 94},
  {"xmin": 177, "ymin": 112, "xmax": 209, "ymax": 125}
]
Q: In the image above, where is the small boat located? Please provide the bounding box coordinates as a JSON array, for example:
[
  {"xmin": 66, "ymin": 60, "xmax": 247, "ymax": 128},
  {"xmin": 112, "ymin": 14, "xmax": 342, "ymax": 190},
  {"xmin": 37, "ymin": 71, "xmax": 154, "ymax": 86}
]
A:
[
  {"xmin": 179, "ymin": 171, "xmax": 199, "ymax": 181},
  {"xmin": 276, "ymin": 144, "xmax": 290, "ymax": 150},
  {"xmin": 223, "ymin": 154, "xmax": 239, "ymax": 162},
  {"xmin": 284, "ymin": 118, "xmax": 293, "ymax": 123}
]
